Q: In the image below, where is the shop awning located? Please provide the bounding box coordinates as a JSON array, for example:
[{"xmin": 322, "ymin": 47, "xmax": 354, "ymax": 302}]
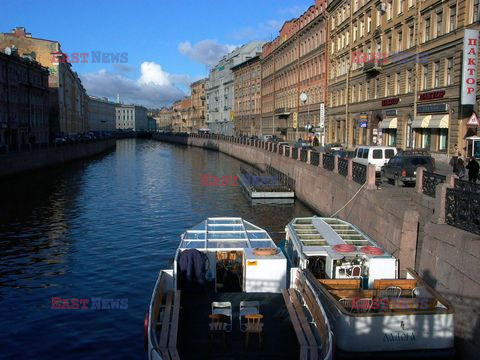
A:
[
  {"xmin": 378, "ymin": 118, "xmax": 397, "ymax": 129},
  {"xmin": 412, "ymin": 115, "xmax": 449, "ymax": 128}
]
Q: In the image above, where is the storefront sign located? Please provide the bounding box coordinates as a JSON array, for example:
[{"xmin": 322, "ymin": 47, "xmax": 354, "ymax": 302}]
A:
[
  {"xmin": 359, "ymin": 121, "xmax": 368, "ymax": 128},
  {"xmin": 461, "ymin": 29, "xmax": 480, "ymax": 105},
  {"xmin": 292, "ymin": 112, "xmax": 298, "ymax": 129},
  {"xmin": 385, "ymin": 109, "xmax": 398, "ymax": 117},
  {"xmin": 382, "ymin": 98, "xmax": 400, "ymax": 106},
  {"xmin": 319, "ymin": 103, "xmax": 325, "ymax": 126},
  {"xmin": 419, "ymin": 90, "xmax": 445, "ymax": 101},
  {"xmin": 417, "ymin": 104, "xmax": 449, "ymax": 113}
]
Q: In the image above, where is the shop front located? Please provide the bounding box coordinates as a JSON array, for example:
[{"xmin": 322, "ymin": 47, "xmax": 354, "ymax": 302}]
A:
[
  {"xmin": 378, "ymin": 109, "xmax": 398, "ymax": 147},
  {"xmin": 412, "ymin": 103, "xmax": 449, "ymax": 156}
]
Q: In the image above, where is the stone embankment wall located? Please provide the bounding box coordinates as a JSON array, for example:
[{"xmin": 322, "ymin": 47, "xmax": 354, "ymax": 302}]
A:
[
  {"xmin": 153, "ymin": 134, "xmax": 480, "ymax": 358},
  {"xmin": 0, "ymin": 139, "xmax": 116, "ymax": 178}
]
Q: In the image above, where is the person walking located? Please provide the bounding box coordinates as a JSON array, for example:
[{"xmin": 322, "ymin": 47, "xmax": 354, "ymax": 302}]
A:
[
  {"xmin": 457, "ymin": 158, "xmax": 466, "ymax": 180},
  {"xmin": 466, "ymin": 157, "xmax": 479, "ymax": 183}
]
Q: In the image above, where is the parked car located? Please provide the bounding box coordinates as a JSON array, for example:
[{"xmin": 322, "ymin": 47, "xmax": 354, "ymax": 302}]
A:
[
  {"xmin": 353, "ymin": 146, "xmax": 397, "ymax": 172},
  {"xmin": 294, "ymin": 139, "xmax": 312, "ymax": 149},
  {"xmin": 325, "ymin": 143, "xmax": 343, "ymax": 152},
  {"xmin": 331, "ymin": 150, "xmax": 347, "ymax": 158},
  {"xmin": 262, "ymin": 135, "xmax": 274, "ymax": 141},
  {"xmin": 54, "ymin": 137, "xmax": 67, "ymax": 145},
  {"xmin": 381, "ymin": 151, "xmax": 435, "ymax": 186}
]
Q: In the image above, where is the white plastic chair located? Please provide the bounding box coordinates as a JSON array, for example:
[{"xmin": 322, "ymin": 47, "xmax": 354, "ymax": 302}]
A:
[
  {"xmin": 212, "ymin": 302, "xmax": 232, "ymax": 332},
  {"xmin": 339, "ymin": 298, "xmax": 353, "ymax": 312},
  {"xmin": 239, "ymin": 301, "xmax": 260, "ymax": 332},
  {"xmin": 382, "ymin": 286, "xmax": 402, "ymax": 298}
]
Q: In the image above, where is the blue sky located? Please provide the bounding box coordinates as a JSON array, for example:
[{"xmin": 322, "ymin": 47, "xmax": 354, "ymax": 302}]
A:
[{"xmin": 1, "ymin": 0, "xmax": 312, "ymax": 107}]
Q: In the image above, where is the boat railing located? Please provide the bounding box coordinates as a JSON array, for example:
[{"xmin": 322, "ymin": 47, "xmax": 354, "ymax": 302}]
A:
[{"xmin": 291, "ymin": 268, "xmax": 334, "ymax": 360}]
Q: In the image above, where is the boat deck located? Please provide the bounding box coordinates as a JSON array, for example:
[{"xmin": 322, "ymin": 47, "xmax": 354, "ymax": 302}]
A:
[{"xmin": 177, "ymin": 291, "xmax": 299, "ymax": 360}]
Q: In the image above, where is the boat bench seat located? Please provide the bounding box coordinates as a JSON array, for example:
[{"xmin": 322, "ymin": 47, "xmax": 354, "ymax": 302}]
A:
[
  {"xmin": 157, "ymin": 290, "xmax": 181, "ymax": 360},
  {"xmin": 282, "ymin": 288, "xmax": 322, "ymax": 360}
]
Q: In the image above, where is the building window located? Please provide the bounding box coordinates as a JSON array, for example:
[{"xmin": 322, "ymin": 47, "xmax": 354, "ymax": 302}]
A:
[
  {"xmin": 446, "ymin": 57, "xmax": 454, "ymax": 85},
  {"xmin": 376, "ymin": 8, "xmax": 381, "ymax": 27},
  {"xmin": 386, "ymin": 75, "xmax": 391, "ymax": 96},
  {"xmin": 396, "ymin": 72, "xmax": 401, "ymax": 94},
  {"xmin": 360, "ymin": 20, "xmax": 364, "ymax": 38},
  {"xmin": 424, "ymin": 16, "xmax": 431, "ymax": 42},
  {"xmin": 387, "ymin": 0, "xmax": 393, "ymax": 20},
  {"xmin": 366, "ymin": 81, "xmax": 370, "ymax": 100},
  {"xmin": 439, "ymin": 129, "xmax": 448, "ymax": 150},
  {"xmin": 367, "ymin": 12, "xmax": 372, "ymax": 33},
  {"xmin": 449, "ymin": 5, "xmax": 457, "ymax": 32},
  {"xmin": 375, "ymin": 78, "xmax": 380, "ymax": 98},
  {"xmin": 398, "ymin": 0, "xmax": 404, "ymax": 14},
  {"xmin": 436, "ymin": 11, "xmax": 443, "ymax": 37},
  {"xmin": 475, "ymin": 0, "xmax": 480, "ymax": 23},
  {"xmin": 434, "ymin": 61, "xmax": 440, "ymax": 87},
  {"xmin": 407, "ymin": 69, "xmax": 413, "ymax": 92},
  {"xmin": 387, "ymin": 34, "xmax": 392, "ymax": 53},
  {"xmin": 353, "ymin": 22, "xmax": 358, "ymax": 41},
  {"xmin": 408, "ymin": 23, "xmax": 415, "ymax": 48},
  {"xmin": 422, "ymin": 64, "xmax": 429, "ymax": 90},
  {"xmin": 408, "ymin": 0, "xmax": 414, "ymax": 8},
  {"xmin": 397, "ymin": 28, "xmax": 403, "ymax": 51}
]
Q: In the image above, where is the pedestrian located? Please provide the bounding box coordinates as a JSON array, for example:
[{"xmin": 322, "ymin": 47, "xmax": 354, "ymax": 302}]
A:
[
  {"xmin": 449, "ymin": 149, "xmax": 460, "ymax": 174},
  {"xmin": 313, "ymin": 136, "xmax": 319, "ymax": 147},
  {"xmin": 457, "ymin": 158, "xmax": 466, "ymax": 180},
  {"xmin": 466, "ymin": 156, "xmax": 479, "ymax": 183}
]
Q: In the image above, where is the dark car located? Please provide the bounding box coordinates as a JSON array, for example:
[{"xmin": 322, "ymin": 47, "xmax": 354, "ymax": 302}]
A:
[
  {"xmin": 381, "ymin": 153, "xmax": 435, "ymax": 186},
  {"xmin": 294, "ymin": 139, "xmax": 312, "ymax": 149},
  {"xmin": 331, "ymin": 150, "xmax": 347, "ymax": 158}
]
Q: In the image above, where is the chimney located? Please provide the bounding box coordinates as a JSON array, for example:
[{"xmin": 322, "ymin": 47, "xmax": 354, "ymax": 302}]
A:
[{"xmin": 12, "ymin": 27, "xmax": 31, "ymax": 38}]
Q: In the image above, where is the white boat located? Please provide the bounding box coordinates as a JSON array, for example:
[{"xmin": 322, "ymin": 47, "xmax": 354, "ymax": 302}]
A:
[
  {"xmin": 284, "ymin": 216, "xmax": 455, "ymax": 357},
  {"xmin": 146, "ymin": 217, "xmax": 334, "ymax": 360}
]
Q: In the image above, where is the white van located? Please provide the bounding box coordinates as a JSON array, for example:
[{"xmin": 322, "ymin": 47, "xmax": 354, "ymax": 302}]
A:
[{"xmin": 353, "ymin": 146, "xmax": 397, "ymax": 172}]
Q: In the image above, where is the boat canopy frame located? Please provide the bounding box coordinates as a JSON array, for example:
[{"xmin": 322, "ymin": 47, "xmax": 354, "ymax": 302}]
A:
[{"xmin": 179, "ymin": 217, "xmax": 276, "ymax": 251}]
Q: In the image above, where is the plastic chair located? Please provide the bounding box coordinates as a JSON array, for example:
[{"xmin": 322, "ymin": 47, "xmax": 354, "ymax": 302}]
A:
[
  {"xmin": 208, "ymin": 314, "xmax": 229, "ymax": 348},
  {"xmin": 354, "ymin": 298, "xmax": 373, "ymax": 313},
  {"xmin": 339, "ymin": 298, "xmax": 353, "ymax": 312},
  {"xmin": 239, "ymin": 300, "xmax": 260, "ymax": 332},
  {"xmin": 382, "ymin": 286, "xmax": 402, "ymax": 298},
  {"xmin": 212, "ymin": 302, "xmax": 232, "ymax": 332}
]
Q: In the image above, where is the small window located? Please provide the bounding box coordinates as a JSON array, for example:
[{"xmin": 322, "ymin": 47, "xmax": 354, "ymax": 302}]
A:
[
  {"xmin": 362, "ymin": 149, "xmax": 369, "ymax": 159},
  {"xmin": 372, "ymin": 149, "xmax": 383, "ymax": 159},
  {"xmin": 385, "ymin": 149, "xmax": 395, "ymax": 159},
  {"xmin": 356, "ymin": 148, "xmax": 363, "ymax": 158}
]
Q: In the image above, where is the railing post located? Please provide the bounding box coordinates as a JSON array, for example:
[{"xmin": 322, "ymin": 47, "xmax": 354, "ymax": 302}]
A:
[
  {"xmin": 347, "ymin": 159, "xmax": 353, "ymax": 180},
  {"xmin": 297, "ymin": 149, "xmax": 301, "ymax": 161},
  {"xmin": 319, "ymin": 153, "xmax": 324, "ymax": 167},
  {"xmin": 446, "ymin": 174, "xmax": 457, "ymax": 187},
  {"xmin": 416, "ymin": 166, "xmax": 425, "ymax": 194},
  {"xmin": 307, "ymin": 150, "xmax": 312, "ymax": 164},
  {"xmin": 366, "ymin": 164, "xmax": 377, "ymax": 190},
  {"xmin": 333, "ymin": 156, "xmax": 339, "ymax": 173},
  {"xmin": 433, "ymin": 183, "xmax": 448, "ymax": 224},
  {"xmin": 289, "ymin": 146, "xmax": 293, "ymax": 158}
]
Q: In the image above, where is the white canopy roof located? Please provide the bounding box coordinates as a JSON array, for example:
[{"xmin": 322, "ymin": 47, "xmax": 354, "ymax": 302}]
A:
[{"xmin": 180, "ymin": 217, "xmax": 276, "ymax": 250}]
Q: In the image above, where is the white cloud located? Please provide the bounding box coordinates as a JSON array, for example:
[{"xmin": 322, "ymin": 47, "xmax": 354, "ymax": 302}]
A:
[
  {"xmin": 178, "ymin": 40, "xmax": 238, "ymax": 67},
  {"xmin": 80, "ymin": 61, "xmax": 188, "ymax": 108}
]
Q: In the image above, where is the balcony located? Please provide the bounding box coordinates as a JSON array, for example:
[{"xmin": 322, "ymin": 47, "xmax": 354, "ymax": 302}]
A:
[{"xmin": 363, "ymin": 59, "xmax": 382, "ymax": 73}]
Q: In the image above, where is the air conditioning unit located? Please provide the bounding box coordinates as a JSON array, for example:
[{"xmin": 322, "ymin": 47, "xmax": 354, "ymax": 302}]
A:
[{"xmin": 377, "ymin": 2, "xmax": 386, "ymax": 13}]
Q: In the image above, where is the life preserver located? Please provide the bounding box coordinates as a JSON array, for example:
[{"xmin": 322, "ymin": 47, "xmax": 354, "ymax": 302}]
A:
[
  {"xmin": 332, "ymin": 244, "xmax": 356, "ymax": 253},
  {"xmin": 361, "ymin": 246, "xmax": 385, "ymax": 255},
  {"xmin": 144, "ymin": 311, "xmax": 149, "ymax": 351},
  {"xmin": 252, "ymin": 248, "xmax": 278, "ymax": 256}
]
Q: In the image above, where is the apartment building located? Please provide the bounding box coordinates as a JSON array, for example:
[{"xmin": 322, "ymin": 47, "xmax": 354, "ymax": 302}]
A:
[
  {"xmin": 115, "ymin": 104, "xmax": 148, "ymax": 131},
  {"xmin": 0, "ymin": 50, "xmax": 49, "ymax": 146},
  {"xmin": 206, "ymin": 42, "xmax": 264, "ymax": 136},
  {"xmin": 87, "ymin": 96, "xmax": 116, "ymax": 132},
  {"xmin": 327, "ymin": 0, "xmax": 480, "ymax": 161},
  {"xmin": 261, "ymin": 0, "xmax": 328, "ymax": 141},
  {"xmin": 172, "ymin": 98, "xmax": 192, "ymax": 133},
  {"xmin": 232, "ymin": 56, "xmax": 262, "ymax": 136},
  {"xmin": 190, "ymin": 79, "xmax": 207, "ymax": 132},
  {"xmin": 0, "ymin": 27, "xmax": 89, "ymax": 138}
]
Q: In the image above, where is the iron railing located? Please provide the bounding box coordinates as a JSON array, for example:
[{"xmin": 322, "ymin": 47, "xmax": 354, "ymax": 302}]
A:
[
  {"xmin": 265, "ymin": 165, "xmax": 295, "ymax": 189},
  {"xmin": 422, "ymin": 171, "xmax": 446, "ymax": 198},
  {"xmin": 292, "ymin": 147, "xmax": 299, "ymax": 160},
  {"xmin": 454, "ymin": 178, "xmax": 480, "ymax": 193},
  {"xmin": 310, "ymin": 151, "xmax": 320, "ymax": 166},
  {"xmin": 352, "ymin": 162, "xmax": 367, "ymax": 184},
  {"xmin": 322, "ymin": 154, "xmax": 334, "ymax": 171},
  {"xmin": 300, "ymin": 149, "xmax": 307, "ymax": 162},
  {"xmin": 338, "ymin": 158, "xmax": 349, "ymax": 177},
  {"xmin": 279, "ymin": 145, "xmax": 284, "ymax": 155},
  {"xmin": 285, "ymin": 146, "xmax": 291, "ymax": 158},
  {"xmin": 446, "ymin": 188, "xmax": 480, "ymax": 235}
]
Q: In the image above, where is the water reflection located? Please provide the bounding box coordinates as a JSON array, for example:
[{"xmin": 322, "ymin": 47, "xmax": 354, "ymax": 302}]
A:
[{"xmin": 0, "ymin": 138, "xmax": 315, "ymax": 359}]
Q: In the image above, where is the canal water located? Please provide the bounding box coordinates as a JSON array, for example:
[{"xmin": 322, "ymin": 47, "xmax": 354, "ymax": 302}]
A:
[{"xmin": 0, "ymin": 138, "xmax": 315, "ymax": 359}]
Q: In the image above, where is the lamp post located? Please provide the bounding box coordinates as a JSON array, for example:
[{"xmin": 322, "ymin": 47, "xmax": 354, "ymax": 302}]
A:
[{"xmin": 300, "ymin": 92, "xmax": 308, "ymax": 140}]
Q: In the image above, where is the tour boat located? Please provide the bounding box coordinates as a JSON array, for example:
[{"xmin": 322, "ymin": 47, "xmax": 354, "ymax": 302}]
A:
[
  {"xmin": 146, "ymin": 217, "xmax": 334, "ymax": 360},
  {"xmin": 284, "ymin": 216, "xmax": 455, "ymax": 357}
]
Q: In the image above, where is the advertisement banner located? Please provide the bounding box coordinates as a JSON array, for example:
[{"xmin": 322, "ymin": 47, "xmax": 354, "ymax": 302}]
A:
[{"xmin": 461, "ymin": 29, "xmax": 480, "ymax": 105}]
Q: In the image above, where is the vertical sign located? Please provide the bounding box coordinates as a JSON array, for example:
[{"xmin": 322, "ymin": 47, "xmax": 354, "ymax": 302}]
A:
[
  {"xmin": 319, "ymin": 103, "xmax": 325, "ymax": 127},
  {"xmin": 293, "ymin": 112, "xmax": 298, "ymax": 129},
  {"xmin": 461, "ymin": 29, "xmax": 480, "ymax": 105}
]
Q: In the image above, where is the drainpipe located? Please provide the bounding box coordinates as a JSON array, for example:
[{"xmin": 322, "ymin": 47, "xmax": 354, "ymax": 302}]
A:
[{"xmin": 345, "ymin": 3, "xmax": 354, "ymax": 148}]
